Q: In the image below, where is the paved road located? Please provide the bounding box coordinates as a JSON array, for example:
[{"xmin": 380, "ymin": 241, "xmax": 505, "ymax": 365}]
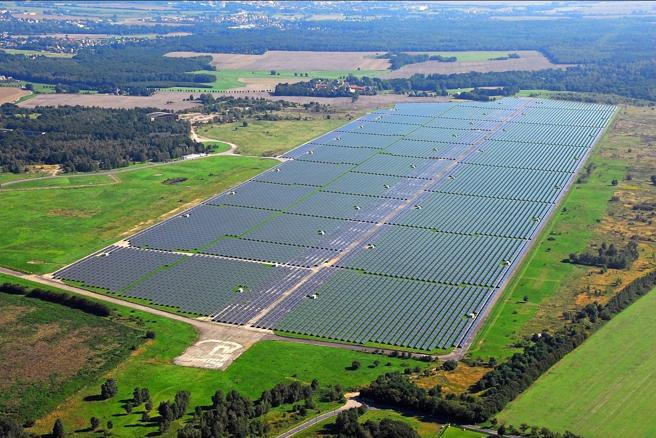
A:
[{"xmin": 276, "ymin": 393, "xmax": 363, "ymax": 438}]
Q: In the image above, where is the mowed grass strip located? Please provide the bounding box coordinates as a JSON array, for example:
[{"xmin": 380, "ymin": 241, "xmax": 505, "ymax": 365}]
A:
[
  {"xmin": 198, "ymin": 118, "xmax": 346, "ymax": 156},
  {"xmin": 498, "ymin": 287, "xmax": 656, "ymax": 438},
  {"xmin": 0, "ymin": 155, "xmax": 275, "ymax": 273},
  {"xmin": 470, "ymin": 108, "xmax": 626, "ymax": 360}
]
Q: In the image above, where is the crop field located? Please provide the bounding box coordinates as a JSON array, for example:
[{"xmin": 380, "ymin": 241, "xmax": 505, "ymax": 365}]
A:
[
  {"xmin": 384, "ymin": 50, "xmax": 567, "ymax": 77},
  {"xmin": 54, "ymin": 98, "xmax": 615, "ymax": 352},
  {"xmin": 0, "ymin": 86, "xmax": 29, "ymax": 104},
  {"xmin": 19, "ymin": 91, "xmax": 200, "ymax": 111},
  {"xmin": 164, "ymin": 69, "xmax": 385, "ymax": 92},
  {"xmin": 498, "ymin": 287, "xmax": 656, "ymax": 438}
]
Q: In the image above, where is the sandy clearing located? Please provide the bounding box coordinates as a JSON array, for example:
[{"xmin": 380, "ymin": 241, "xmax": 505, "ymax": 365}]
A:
[
  {"xmin": 19, "ymin": 92, "xmax": 200, "ymax": 111},
  {"xmin": 0, "ymin": 87, "xmax": 29, "ymax": 104},
  {"xmin": 166, "ymin": 50, "xmax": 391, "ymax": 71},
  {"xmin": 384, "ymin": 50, "xmax": 569, "ymax": 77}
]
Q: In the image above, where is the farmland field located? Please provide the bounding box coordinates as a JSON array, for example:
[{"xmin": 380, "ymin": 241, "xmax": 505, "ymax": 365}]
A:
[
  {"xmin": 18, "ymin": 91, "xmax": 200, "ymax": 111},
  {"xmin": 0, "ymin": 155, "xmax": 275, "ymax": 274},
  {"xmin": 498, "ymin": 287, "xmax": 656, "ymax": 438},
  {"xmin": 0, "ymin": 86, "xmax": 29, "ymax": 104},
  {"xmin": 56, "ymin": 98, "xmax": 616, "ymax": 352}
]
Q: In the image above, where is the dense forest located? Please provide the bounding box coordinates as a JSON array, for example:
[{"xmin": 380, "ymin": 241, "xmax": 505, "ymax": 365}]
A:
[
  {"xmin": 273, "ymin": 60, "xmax": 656, "ymax": 101},
  {"xmin": 0, "ymin": 104, "xmax": 205, "ymax": 173},
  {"xmin": 0, "ymin": 47, "xmax": 213, "ymax": 94}
]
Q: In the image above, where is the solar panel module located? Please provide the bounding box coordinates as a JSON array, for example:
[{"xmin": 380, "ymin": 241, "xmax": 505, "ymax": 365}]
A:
[{"xmin": 54, "ymin": 98, "xmax": 616, "ymax": 351}]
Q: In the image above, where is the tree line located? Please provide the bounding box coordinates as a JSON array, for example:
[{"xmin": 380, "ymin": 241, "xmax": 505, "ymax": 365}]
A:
[
  {"xmin": 272, "ymin": 60, "xmax": 656, "ymax": 102},
  {"xmin": 0, "ymin": 104, "xmax": 205, "ymax": 173},
  {"xmin": 0, "ymin": 282, "xmax": 111, "ymax": 316},
  {"xmin": 333, "ymin": 407, "xmax": 419, "ymax": 438},
  {"xmin": 0, "ymin": 46, "xmax": 213, "ymax": 94},
  {"xmin": 377, "ymin": 52, "xmax": 457, "ymax": 70}
]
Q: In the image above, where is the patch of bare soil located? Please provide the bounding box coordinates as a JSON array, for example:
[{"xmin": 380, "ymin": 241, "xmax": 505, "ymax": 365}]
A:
[
  {"xmin": 166, "ymin": 50, "xmax": 390, "ymax": 71},
  {"xmin": 19, "ymin": 92, "xmax": 200, "ymax": 111},
  {"xmin": 0, "ymin": 87, "xmax": 29, "ymax": 104},
  {"xmin": 384, "ymin": 51, "xmax": 570, "ymax": 77},
  {"xmin": 0, "ymin": 309, "xmax": 96, "ymax": 391},
  {"xmin": 413, "ymin": 364, "xmax": 490, "ymax": 394},
  {"xmin": 47, "ymin": 208, "xmax": 97, "ymax": 218}
]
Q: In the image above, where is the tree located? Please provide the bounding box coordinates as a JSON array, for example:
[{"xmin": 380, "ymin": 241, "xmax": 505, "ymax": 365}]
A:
[
  {"xmin": 611, "ymin": 179, "xmax": 619, "ymax": 186},
  {"xmin": 442, "ymin": 360, "xmax": 458, "ymax": 371},
  {"xmin": 90, "ymin": 417, "xmax": 100, "ymax": 431},
  {"xmin": 52, "ymin": 419, "xmax": 65, "ymax": 438},
  {"xmin": 124, "ymin": 402, "xmax": 133, "ymax": 414},
  {"xmin": 651, "ymin": 175, "xmax": 656, "ymax": 186},
  {"xmin": 349, "ymin": 360, "xmax": 361, "ymax": 370},
  {"xmin": 242, "ymin": 120, "xmax": 248, "ymax": 127},
  {"xmin": 0, "ymin": 417, "xmax": 27, "ymax": 438},
  {"xmin": 497, "ymin": 424, "xmax": 506, "ymax": 436},
  {"xmin": 100, "ymin": 378, "xmax": 118, "ymax": 400},
  {"xmin": 107, "ymin": 421, "xmax": 113, "ymax": 430}
]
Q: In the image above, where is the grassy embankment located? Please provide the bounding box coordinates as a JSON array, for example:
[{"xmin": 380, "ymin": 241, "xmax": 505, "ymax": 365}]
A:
[{"xmin": 498, "ymin": 286, "xmax": 656, "ymax": 437}]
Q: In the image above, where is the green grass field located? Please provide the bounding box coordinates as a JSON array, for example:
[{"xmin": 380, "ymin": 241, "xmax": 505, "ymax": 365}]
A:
[
  {"xmin": 164, "ymin": 68, "xmax": 386, "ymax": 92},
  {"xmin": 0, "ymin": 272, "xmax": 430, "ymax": 437},
  {"xmin": 470, "ymin": 109, "xmax": 625, "ymax": 360},
  {"xmin": 0, "ymin": 274, "xmax": 143, "ymax": 424},
  {"xmin": 1, "ymin": 48, "xmax": 74, "ymax": 58},
  {"xmin": 498, "ymin": 287, "xmax": 656, "ymax": 438},
  {"xmin": 440, "ymin": 426, "xmax": 487, "ymax": 438},
  {"xmin": 0, "ymin": 155, "xmax": 275, "ymax": 274},
  {"xmin": 198, "ymin": 118, "xmax": 346, "ymax": 156}
]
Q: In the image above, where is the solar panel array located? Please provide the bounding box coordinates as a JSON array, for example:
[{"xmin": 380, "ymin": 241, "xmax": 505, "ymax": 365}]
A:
[{"xmin": 55, "ymin": 98, "xmax": 616, "ymax": 351}]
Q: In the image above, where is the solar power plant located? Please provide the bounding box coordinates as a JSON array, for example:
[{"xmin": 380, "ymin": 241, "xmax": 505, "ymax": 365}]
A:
[{"xmin": 55, "ymin": 98, "xmax": 617, "ymax": 351}]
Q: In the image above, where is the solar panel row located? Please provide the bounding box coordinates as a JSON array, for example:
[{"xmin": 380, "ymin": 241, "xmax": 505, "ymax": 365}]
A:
[{"xmin": 54, "ymin": 98, "xmax": 616, "ymax": 352}]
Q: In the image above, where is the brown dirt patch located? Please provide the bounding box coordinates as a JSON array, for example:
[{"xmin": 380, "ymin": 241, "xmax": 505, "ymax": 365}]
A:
[
  {"xmin": 47, "ymin": 208, "xmax": 97, "ymax": 218},
  {"xmin": 0, "ymin": 320, "xmax": 95, "ymax": 391},
  {"xmin": 166, "ymin": 50, "xmax": 390, "ymax": 71},
  {"xmin": 0, "ymin": 87, "xmax": 29, "ymax": 104},
  {"xmin": 19, "ymin": 92, "xmax": 200, "ymax": 111},
  {"xmin": 384, "ymin": 51, "xmax": 569, "ymax": 77},
  {"xmin": 413, "ymin": 364, "xmax": 489, "ymax": 394}
]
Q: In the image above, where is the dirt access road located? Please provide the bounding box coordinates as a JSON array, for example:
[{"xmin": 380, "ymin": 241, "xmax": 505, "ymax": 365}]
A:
[{"xmin": 276, "ymin": 392, "xmax": 364, "ymax": 438}]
